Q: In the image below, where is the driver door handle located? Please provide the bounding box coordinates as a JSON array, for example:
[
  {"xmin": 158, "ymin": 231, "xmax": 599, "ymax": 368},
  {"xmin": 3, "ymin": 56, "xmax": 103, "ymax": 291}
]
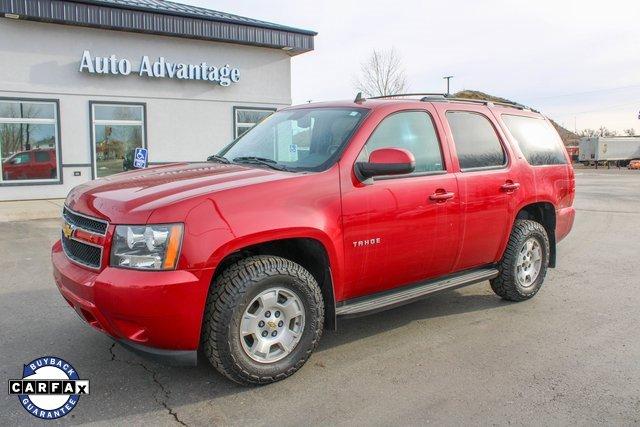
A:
[
  {"xmin": 501, "ymin": 181, "xmax": 520, "ymax": 192},
  {"xmin": 429, "ymin": 190, "xmax": 455, "ymax": 202}
]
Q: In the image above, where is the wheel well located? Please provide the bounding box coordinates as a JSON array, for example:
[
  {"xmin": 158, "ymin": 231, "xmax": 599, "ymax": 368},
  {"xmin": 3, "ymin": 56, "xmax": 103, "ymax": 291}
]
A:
[
  {"xmin": 212, "ymin": 238, "xmax": 337, "ymax": 330},
  {"xmin": 516, "ymin": 202, "xmax": 557, "ymax": 267}
]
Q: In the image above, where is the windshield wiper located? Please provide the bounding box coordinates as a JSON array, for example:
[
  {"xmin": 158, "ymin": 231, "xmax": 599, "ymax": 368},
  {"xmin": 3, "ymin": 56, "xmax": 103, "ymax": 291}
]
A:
[
  {"xmin": 232, "ymin": 156, "xmax": 290, "ymax": 171},
  {"xmin": 206, "ymin": 154, "xmax": 231, "ymax": 164}
]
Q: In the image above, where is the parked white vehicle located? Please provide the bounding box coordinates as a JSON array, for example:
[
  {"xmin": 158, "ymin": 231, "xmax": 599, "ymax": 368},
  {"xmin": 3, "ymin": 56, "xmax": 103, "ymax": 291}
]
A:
[{"xmin": 579, "ymin": 137, "xmax": 640, "ymax": 166}]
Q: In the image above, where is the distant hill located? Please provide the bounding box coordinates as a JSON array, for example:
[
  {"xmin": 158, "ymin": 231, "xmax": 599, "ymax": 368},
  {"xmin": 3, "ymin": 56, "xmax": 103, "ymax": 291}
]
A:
[{"xmin": 453, "ymin": 90, "xmax": 580, "ymax": 146}]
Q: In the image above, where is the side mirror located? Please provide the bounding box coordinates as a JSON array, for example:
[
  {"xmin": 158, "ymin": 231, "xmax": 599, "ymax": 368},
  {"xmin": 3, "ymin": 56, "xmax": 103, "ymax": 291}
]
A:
[{"xmin": 355, "ymin": 147, "xmax": 415, "ymax": 180}]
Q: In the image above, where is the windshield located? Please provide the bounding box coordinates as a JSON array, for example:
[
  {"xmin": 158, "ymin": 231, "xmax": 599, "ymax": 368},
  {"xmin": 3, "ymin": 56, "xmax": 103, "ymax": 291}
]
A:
[{"xmin": 219, "ymin": 107, "xmax": 367, "ymax": 171}]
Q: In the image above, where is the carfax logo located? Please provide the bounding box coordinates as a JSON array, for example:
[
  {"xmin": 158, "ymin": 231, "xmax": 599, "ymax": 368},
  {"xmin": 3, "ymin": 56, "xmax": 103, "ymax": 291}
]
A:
[{"xmin": 8, "ymin": 356, "xmax": 89, "ymax": 420}]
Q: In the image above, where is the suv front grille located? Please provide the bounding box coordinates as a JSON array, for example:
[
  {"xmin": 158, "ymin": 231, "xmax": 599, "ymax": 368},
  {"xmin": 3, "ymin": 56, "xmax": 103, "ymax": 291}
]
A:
[
  {"xmin": 61, "ymin": 234, "xmax": 102, "ymax": 269},
  {"xmin": 63, "ymin": 207, "xmax": 108, "ymax": 235},
  {"xmin": 61, "ymin": 206, "xmax": 109, "ymax": 269}
]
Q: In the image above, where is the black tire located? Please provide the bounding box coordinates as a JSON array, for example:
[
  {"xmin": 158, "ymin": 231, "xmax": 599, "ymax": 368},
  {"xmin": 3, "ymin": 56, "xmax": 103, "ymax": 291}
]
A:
[
  {"xmin": 490, "ymin": 219, "xmax": 550, "ymax": 302},
  {"xmin": 201, "ymin": 255, "xmax": 324, "ymax": 385}
]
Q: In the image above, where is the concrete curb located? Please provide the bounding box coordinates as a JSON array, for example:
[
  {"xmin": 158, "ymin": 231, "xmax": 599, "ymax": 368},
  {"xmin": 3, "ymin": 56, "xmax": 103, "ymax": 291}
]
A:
[{"xmin": 0, "ymin": 199, "xmax": 64, "ymax": 222}]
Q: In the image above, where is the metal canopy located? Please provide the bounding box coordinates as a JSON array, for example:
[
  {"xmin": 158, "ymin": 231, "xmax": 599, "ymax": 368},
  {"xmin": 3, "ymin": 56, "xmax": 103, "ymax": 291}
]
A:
[{"xmin": 0, "ymin": 0, "xmax": 316, "ymax": 54}]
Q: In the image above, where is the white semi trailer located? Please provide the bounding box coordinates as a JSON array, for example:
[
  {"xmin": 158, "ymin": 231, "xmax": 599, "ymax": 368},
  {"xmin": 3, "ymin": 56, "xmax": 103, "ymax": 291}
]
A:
[{"xmin": 579, "ymin": 137, "xmax": 640, "ymax": 166}]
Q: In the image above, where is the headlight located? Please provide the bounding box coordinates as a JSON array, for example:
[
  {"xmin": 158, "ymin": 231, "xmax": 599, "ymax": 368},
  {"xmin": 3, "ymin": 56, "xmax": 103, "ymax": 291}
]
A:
[{"xmin": 110, "ymin": 224, "xmax": 183, "ymax": 270}]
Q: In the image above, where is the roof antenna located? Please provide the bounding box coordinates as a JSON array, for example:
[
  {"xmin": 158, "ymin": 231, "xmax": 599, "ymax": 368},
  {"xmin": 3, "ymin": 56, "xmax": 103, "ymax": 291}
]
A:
[{"xmin": 354, "ymin": 92, "xmax": 365, "ymax": 104}]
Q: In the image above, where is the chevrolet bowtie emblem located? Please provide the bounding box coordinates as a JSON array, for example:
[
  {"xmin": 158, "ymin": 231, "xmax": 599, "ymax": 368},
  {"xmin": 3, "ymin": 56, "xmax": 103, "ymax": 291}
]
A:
[{"xmin": 62, "ymin": 222, "xmax": 74, "ymax": 239}]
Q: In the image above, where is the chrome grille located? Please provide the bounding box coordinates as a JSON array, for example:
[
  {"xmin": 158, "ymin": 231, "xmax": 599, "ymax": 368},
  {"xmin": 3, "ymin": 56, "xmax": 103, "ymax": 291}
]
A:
[
  {"xmin": 61, "ymin": 206, "xmax": 109, "ymax": 269},
  {"xmin": 63, "ymin": 206, "xmax": 108, "ymax": 235},
  {"xmin": 61, "ymin": 234, "xmax": 102, "ymax": 269}
]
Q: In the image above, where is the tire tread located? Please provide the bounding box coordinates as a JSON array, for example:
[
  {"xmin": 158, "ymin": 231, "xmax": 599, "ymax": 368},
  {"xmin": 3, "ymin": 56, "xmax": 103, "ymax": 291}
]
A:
[
  {"xmin": 490, "ymin": 219, "xmax": 549, "ymax": 301},
  {"xmin": 202, "ymin": 255, "xmax": 324, "ymax": 385}
]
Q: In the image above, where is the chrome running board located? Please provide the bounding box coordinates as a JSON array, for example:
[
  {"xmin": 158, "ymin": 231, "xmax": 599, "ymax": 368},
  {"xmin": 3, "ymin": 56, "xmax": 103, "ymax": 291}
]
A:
[{"xmin": 335, "ymin": 268, "xmax": 499, "ymax": 318}]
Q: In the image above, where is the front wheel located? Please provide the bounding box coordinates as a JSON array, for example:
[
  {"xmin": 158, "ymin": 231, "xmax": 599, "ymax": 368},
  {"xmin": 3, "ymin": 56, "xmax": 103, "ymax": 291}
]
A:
[
  {"xmin": 201, "ymin": 255, "xmax": 324, "ymax": 385},
  {"xmin": 490, "ymin": 219, "xmax": 550, "ymax": 301}
]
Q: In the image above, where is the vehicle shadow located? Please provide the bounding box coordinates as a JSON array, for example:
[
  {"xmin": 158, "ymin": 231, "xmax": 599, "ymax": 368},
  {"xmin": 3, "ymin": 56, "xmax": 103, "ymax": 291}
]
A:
[
  {"xmin": 102, "ymin": 284, "xmax": 512, "ymax": 421},
  {"xmin": 1, "ymin": 284, "xmax": 512, "ymax": 425},
  {"xmin": 319, "ymin": 285, "xmax": 512, "ymax": 351}
]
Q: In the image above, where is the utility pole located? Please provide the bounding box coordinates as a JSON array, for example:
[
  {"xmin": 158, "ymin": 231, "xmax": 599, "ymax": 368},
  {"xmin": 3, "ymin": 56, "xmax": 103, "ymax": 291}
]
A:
[{"xmin": 443, "ymin": 76, "xmax": 454, "ymax": 95}]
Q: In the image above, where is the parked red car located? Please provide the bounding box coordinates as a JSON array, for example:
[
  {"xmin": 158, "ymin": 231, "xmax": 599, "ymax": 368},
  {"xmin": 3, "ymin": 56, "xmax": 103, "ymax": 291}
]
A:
[
  {"xmin": 52, "ymin": 95, "xmax": 575, "ymax": 385},
  {"xmin": 2, "ymin": 148, "xmax": 57, "ymax": 180}
]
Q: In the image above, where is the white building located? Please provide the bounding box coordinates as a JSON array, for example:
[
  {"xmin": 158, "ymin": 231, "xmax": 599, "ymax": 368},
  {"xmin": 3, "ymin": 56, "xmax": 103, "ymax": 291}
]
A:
[{"xmin": 0, "ymin": 0, "xmax": 315, "ymax": 201}]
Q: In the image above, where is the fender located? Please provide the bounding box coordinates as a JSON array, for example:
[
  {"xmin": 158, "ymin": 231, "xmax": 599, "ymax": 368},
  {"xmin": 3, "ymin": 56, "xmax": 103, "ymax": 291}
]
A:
[
  {"xmin": 207, "ymin": 227, "xmax": 342, "ymax": 277},
  {"xmin": 206, "ymin": 227, "xmax": 343, "ymax": 329},
  {"xmin": 501, "ymin": 197, "xmax": 558, "ymax": 267}
]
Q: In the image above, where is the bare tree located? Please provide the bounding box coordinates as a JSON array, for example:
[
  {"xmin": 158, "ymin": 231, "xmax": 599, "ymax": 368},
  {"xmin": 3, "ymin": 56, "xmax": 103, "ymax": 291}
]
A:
[
  {"xmin": 623, "ymin": 128, "xmax": 636, "ymax": 136},
  {"xmin": 578, "ymin": 127, "xmax": 619, "ymax": 138},
  {"xmin": 354, "ymin": 48, "xmax": 407, "ymax": 97},
  {"xmin": 578, "ymin": 129, "xmax": 598, "ymax": 138},
  {"xmin": 598, "ymin": 126, "xmax": 617, "ymax": 137}
]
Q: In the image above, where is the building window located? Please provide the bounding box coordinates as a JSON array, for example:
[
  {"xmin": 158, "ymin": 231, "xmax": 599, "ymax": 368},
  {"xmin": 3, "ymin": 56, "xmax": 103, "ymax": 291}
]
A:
[
  {"xmin": 234, "ymin": 107, "xmax": 276, "ymax": 139},
  {"xmin": 91, "ymin": 103, "xmax": 146, "ymax": 178},
  {"xmin": 0, "ymin": 99, "xmax": 61, "ymax": 184}
]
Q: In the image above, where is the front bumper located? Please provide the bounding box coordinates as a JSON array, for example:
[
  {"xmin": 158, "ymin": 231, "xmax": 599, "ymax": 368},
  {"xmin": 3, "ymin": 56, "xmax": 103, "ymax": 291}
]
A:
[{"xmin": 52, "ymin": 240, "xmax": 213, "ymax": 366}]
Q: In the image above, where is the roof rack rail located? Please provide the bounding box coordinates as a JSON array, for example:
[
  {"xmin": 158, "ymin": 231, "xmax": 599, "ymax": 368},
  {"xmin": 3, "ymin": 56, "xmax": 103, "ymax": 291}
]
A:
[
  {"xmin": 421, "ymin": 96, "xmax": 538, "ymax": 112},
  {"xmin": 368, "ymin": 93, "xmax": 449, "ymax": 100},
  {"xmin": 360, "ymin": 92, "xmax": 539, "ymax": 113}
]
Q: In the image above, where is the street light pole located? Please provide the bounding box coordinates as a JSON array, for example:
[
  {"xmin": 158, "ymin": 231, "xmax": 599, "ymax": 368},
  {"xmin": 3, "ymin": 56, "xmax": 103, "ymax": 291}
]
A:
[{"xmin": 443, "ymin": 76, "xmax": 454, "ymax": 96}]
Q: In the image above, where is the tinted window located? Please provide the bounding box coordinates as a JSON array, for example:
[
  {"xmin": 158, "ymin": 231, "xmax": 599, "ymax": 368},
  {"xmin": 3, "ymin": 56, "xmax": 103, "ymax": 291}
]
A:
[
  {"xmin": 35, "ymin": 151, "xmax": 50, "ymax": 162},
  {"xmin": 446, "ymin": 111, "xmax": 506, "ymax": 170},
  {"xmin": 502, "ymin": 115, "xmax": 567, "ymax": 166},
  {"xmin": 358, "ymin": 111, "xmax": 444, "ymax": 173}
]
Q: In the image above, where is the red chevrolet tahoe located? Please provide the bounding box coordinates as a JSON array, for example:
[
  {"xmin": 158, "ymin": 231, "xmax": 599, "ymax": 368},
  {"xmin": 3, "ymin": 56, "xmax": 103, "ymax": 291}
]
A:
[
  {"xmin": 3, "ymin": 148, "xmax": 57, "ymax": 180},
  {"xmin": 52, "ymin": 95, "xmax": 575, "ymax": 385}
]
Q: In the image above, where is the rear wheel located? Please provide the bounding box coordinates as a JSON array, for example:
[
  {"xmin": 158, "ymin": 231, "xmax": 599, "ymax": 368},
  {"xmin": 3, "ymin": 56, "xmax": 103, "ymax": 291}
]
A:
[
  {"xmin": 201, "ymin": 255, "xmax": 324, "ymax": 385},
  {"xmin": 491, "ymin": 219, "xmax": 550, "ymax": 301}
]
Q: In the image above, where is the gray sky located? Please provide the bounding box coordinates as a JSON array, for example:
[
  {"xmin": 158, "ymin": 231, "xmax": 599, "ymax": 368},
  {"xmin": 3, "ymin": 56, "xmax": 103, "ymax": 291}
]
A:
[{"xmin": 185, "ymin": 0, "xmax": 640, "ymax": 133}]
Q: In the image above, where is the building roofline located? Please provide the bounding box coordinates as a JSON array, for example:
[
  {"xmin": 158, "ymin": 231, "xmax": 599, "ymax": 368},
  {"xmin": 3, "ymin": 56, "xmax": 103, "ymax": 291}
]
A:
[
  {"xmin": 0, "ymin": 0, "xmax": 316, "ymax": 55},
  {"xmin": 72, "ymin": 0, "xmax": 318, "ymax": 36}
]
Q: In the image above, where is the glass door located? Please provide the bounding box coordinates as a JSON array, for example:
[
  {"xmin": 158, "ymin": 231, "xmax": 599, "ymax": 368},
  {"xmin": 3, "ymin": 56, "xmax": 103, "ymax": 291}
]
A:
[{"xmin": 91, "ymin": 103, "xmax": 145, "ymax": 178}]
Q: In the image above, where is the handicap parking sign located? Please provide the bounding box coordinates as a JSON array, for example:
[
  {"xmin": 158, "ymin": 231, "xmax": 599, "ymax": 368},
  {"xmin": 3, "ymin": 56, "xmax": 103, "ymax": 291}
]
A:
[{"xmin": 133, "ymin": 147, "xmax": 148, "ymax": 169}]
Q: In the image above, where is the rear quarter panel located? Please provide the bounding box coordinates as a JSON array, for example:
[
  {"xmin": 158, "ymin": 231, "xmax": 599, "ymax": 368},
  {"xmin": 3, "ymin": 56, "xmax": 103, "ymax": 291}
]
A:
[{"xmin": 491, "ymin": 108, "xmax": 575, "ymax": 242}]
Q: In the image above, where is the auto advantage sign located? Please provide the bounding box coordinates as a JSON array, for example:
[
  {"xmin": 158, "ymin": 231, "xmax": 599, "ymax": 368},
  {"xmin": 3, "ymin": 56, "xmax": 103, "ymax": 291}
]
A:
[{"xmin": 78, "ymin": 50, "xmax": 240, "ymax": 86}]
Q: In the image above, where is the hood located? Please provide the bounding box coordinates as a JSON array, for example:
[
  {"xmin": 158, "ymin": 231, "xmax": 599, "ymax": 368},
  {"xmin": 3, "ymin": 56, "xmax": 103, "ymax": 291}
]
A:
[{"xmin": 66, "ymin": 162, "xmax": 294, "ymax": 223}]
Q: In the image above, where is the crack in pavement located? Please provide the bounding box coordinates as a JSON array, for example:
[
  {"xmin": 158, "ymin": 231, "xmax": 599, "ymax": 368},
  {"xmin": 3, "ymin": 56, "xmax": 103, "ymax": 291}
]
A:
[{"xmin": 109, "ymin": 343, "xmax": 188, "ymax": 426}]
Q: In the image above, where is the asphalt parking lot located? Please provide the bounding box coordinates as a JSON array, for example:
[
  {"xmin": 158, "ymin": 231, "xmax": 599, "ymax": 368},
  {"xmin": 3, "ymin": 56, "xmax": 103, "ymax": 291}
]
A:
[{"xmin": 1, "ymin": 168, "xmax": 639, "ymax": 426}]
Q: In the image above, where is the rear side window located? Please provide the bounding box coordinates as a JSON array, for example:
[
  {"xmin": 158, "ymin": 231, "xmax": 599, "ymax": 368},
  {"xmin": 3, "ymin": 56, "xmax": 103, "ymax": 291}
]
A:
[
  {"xmin": 358, "ymin": 111, "xmax": 444, "ymax": 173},
  {"xmin": 35, "ymin": 151, "xmax": 50, "ymax": 162},
  {"xmin": 501, "ymin": 115, "xmax": 567, "ymax": 166},
  {"xmin": 446, "ymin": 111, "xmax": 506, "ymax": 170}
]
